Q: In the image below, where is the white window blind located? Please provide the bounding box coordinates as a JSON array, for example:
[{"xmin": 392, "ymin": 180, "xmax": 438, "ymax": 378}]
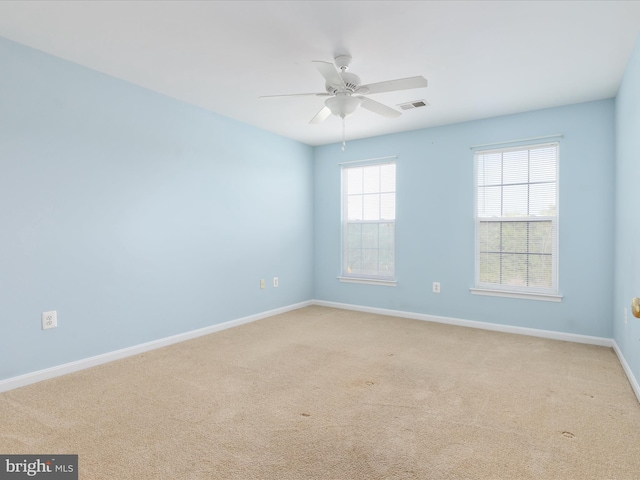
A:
[
  {"xmin": 474, "ymin": 143, "xmax": 558, "ymax": 295},
  {"xmin": 342, "ymin": 161, "xmax": 396, "ymax": 281}
]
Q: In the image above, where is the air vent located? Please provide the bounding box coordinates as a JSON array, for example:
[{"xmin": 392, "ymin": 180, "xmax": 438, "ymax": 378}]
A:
[{"xmin": 398, "ymin": 100, "xmax": 430, "ymax": 110}]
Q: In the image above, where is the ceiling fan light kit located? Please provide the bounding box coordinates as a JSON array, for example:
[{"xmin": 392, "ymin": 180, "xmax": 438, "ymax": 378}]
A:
[
  {"xmin": 261, "ymin": 54, "xmax": 428, "ymax": 149},
  {"xmin": 325, "ymin": 95, "xmax": 361, "ymax": 118}
]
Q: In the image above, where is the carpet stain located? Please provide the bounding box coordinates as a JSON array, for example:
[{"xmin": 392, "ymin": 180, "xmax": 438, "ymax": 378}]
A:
[
  {"xmin": 301, "ymin": 413, "xmax": 311, "ymax": 417},
  {"xmin": 365, "ymin": 381, "xmax": 375, "ymax": 386},
  {"xmin": 562, "ymin": 431, "xmax": 576, "ymax": 439}
]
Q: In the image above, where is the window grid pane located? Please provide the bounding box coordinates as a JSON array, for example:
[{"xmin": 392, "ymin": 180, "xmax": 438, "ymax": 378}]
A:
[
  {"xmin": 475, "ymin": 143, "xmax": 558, "ymax": 293},
  {"xmin": 343, "ymin": 162, "xmax": 396, "ymax": 280}
]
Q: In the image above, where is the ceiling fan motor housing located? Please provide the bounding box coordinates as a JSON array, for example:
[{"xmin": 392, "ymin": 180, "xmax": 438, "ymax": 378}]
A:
[{"xmin": 325, "ymin": 71, "xmax": 361, "ymax": 95}]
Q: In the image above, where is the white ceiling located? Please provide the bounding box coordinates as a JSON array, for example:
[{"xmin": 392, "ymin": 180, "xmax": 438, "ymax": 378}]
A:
[{"xmin": 0, "ymin": 1, "xmax": 639, "ymax": 146}]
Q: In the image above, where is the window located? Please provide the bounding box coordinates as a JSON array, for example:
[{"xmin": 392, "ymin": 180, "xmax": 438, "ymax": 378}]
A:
[
  {"xmin": 340, "ymin": 161, "xmax": 396, "ymax": 284},
  {"xmin": 473, "ymin": 143, "xmax": 559, "ymax": 300}
]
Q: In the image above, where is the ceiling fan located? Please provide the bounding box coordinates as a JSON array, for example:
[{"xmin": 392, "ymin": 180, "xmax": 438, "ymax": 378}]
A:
[{"xmin": 260, "ymin": 55, "xmax": 428, "ymax": 147}]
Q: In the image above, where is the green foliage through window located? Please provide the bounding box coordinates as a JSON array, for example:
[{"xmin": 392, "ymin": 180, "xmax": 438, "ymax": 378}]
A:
[{"xmin": 475, "ymin": 143, "xmax": 558, "ymax": 293}]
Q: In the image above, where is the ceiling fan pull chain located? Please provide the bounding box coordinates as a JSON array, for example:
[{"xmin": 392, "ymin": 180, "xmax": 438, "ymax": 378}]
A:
[{"xmin": 342, "ymin": 116, "xmax": 346, "ymax": 151}]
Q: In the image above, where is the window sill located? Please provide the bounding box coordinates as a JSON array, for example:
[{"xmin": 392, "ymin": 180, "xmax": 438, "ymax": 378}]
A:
[
  {"xmin": 470, "ymin": 288, "xmax": 562, "ymax": 302},
  {"xmin": 338, "ymin": 276, "xmax": 397, "ymax": 287}
]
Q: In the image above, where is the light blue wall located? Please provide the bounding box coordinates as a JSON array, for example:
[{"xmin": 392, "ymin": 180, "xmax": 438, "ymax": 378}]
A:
[
  {"xmin": 314, "ymin": 100, "xmax": 615, "ymax": 337},
  {"xmin": 0, "ymin": 36, "xmax": 314, "ymax": 381},
  {"xmin": 614, "ymin": 35, "xmax": 640, "ymax": 384},
  {"xmin": 0, "ymin": 32, "xmax": 625, "ymax": 384}
]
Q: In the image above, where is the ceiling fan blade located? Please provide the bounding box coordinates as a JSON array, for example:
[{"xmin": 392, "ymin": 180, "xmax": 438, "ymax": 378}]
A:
[
  {"xmin": 309, "ymin": 106, "xmax": 332, "ymax": 124},
  {"xmin": 312, "ymin": 61, "xmax": 346, "ymax": 88},
  {"xmin": 358, "ymin": 76, "xmax": 428, "ymax": 95},
  {"xmin": 358, "ymin": 96, "xmax": 401, "ymax": 118},
  {"xmin": 259, "ymin": 92, "xmax": 330, "ymax": 98}
]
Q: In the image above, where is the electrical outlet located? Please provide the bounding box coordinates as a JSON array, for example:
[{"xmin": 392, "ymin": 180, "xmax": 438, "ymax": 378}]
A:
[
  {"xmin": 260, "ymin": 279, "xmax": 265, "ymax": 289},
  {"xmin": 42, "ymin": 310, "xmax": 57, "ymax": 330},
  {"xmin": 433, "ymin": 282, "xmax": 441, "ymax": 293},
  {"xmin": 273, "ymin": 277, "xmax": 279, "ymax": 288}
]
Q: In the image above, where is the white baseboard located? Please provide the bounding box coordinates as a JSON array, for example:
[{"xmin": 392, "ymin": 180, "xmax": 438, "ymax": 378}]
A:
[
  {"xmin": 312, "ymin": 300, "xmax": 640, "ymax": 404},
  {"xmin": 0, "ymin": 300, "xmax": 312, "ymax": 394},
  {"xmin": 612, "ymin": 341, "xmax": 640, "ymax": 404},
  {"xmin": 312, "ymin": 299, "xmax": 614, "ymax": 347},
  {"xmin": 4, "ymin": 299, "xmax": 639, "ymax": 407}
]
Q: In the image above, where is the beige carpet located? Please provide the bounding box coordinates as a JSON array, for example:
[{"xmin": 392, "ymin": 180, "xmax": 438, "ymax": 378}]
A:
[{"xmin": 1, "ymin": 306, "xmax": 639, "ymax": 479}]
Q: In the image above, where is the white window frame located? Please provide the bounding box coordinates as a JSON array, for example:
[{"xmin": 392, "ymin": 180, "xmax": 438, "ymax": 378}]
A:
[
  {"xmin": 338, "ymin": 159, "xmax": 397, "ymax": 286},
  {"xmin": 471, "ymin": 142, "xmax": 561, "ymax": 302}
]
